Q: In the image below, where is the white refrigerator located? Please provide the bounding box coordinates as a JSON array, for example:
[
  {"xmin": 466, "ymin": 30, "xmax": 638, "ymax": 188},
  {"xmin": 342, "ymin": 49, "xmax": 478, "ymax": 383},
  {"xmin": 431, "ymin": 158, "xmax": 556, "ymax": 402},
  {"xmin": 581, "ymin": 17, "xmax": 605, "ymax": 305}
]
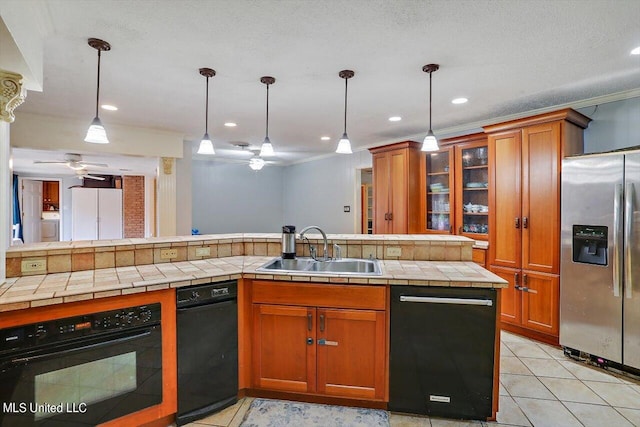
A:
[{"xmin": 71, "ymin": 187, "xmax": 123, "ymax": 240}]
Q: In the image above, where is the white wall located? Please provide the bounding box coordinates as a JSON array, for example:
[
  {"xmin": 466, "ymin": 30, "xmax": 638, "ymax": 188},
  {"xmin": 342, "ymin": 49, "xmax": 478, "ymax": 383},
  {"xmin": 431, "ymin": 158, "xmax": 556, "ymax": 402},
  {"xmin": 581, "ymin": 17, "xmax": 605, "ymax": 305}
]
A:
[
  {"xmin": 282, "ymin": 150, "xmax": 372, "ymax": 234},
  {"xmin": 12, "ymin": 112, "xmax": 185, "ymax": 159},
  {"xmin": 577, "ymin": 97, "xmax": 640, "ymax": 154},
  {"xmin": 191, "ymin": 160, "xmax": 285, "ymax": 233}
]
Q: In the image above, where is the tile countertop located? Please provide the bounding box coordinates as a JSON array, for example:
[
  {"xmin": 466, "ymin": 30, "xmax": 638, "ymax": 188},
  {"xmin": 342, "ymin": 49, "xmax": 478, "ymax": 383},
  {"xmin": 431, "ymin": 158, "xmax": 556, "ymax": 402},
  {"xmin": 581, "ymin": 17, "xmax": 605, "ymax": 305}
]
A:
[{"xmin": 0, "ymin": 256, "xmax": 507, "ymax": 312}]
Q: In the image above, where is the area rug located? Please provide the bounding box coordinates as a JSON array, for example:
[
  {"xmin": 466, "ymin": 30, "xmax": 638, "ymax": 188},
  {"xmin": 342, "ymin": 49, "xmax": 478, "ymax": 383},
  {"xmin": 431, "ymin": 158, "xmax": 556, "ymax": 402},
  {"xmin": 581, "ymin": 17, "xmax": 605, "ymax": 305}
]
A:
[{"xmin": 239, "ymin": 398, "xmax": 390, "ymax": 427}]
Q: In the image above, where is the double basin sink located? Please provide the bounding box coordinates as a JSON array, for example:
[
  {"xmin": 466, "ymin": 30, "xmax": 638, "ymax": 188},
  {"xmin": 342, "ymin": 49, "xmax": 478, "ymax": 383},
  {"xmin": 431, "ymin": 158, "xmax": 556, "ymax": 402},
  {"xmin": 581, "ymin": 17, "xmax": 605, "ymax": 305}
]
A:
[{"xmin": 256, "ymin": 257, "xmax": 382, "ymax": 276}]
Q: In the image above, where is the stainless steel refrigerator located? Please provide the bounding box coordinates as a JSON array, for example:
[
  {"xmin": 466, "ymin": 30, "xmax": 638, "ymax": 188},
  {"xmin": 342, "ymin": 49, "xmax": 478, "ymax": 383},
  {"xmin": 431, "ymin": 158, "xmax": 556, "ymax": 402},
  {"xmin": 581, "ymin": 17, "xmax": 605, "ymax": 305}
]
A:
[{"xmin": 560, "ymin": 148, "xmax": 640, "ymax": 370}]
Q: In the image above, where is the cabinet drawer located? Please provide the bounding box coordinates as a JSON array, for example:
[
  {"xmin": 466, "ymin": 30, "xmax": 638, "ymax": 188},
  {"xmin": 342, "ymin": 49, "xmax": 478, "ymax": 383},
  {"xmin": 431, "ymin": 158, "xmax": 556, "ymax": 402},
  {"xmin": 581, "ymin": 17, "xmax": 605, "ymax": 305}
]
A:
[
  {"xmin": 251, "ymin": 280, "xmax": 386, "ymax": 310},
  {"xmin": 472, "ymin": 248, "xmax": 486, "ymax": 267}
]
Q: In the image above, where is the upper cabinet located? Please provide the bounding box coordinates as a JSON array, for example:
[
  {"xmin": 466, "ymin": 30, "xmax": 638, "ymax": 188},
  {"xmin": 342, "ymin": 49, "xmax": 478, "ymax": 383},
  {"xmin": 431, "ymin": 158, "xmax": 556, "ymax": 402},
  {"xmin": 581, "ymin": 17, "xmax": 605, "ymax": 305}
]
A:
[
  {"xmin": 369, "ymin": 141, "xmax": 421, "ymax": 234},
  {"xmin": 42, "ymin": 181, "xmax": 59, "ymax": 212},
  {"xmin": 421, "ymin": 133, "xmax": 489, "ymax": 241}
]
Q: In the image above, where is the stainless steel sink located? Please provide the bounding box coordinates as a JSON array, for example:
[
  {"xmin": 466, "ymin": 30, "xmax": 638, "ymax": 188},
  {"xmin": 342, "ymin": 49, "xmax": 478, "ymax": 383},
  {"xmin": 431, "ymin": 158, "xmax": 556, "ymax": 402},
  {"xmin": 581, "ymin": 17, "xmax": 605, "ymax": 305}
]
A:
[
  {"xmin": 256, "ymin": 257, "xmax": 382, "ymax": 276},
  {"xmin": 257, "ymin": 257, "xmax": 316, "ymax": 272}
]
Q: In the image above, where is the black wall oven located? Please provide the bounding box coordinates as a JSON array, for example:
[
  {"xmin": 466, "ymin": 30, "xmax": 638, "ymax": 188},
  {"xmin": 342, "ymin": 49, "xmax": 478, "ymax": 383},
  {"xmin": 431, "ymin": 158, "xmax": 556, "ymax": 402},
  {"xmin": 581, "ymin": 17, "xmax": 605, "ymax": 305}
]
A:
[{"xmin": 0, "ymin": 303, "xmax": 163, "ymax": 427}]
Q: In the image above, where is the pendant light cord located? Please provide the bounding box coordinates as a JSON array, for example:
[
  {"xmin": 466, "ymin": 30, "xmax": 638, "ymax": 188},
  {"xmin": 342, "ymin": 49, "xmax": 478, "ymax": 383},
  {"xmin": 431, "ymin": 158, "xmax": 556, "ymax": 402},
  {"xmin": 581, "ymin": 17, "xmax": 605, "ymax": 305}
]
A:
[
  {"xmin": 95, "ymin": 50, "xmax": 101, "ymax": 118},
  {"xmin": 343, "ymin": 77, "xmax": 348, "ymax": 134},
  {"xmin": 265, "ymin": 83, "xmax": 270, "ymax": 138},
  {"xmin": 428, "ymin": 70, "xmax": 432, "ymax": 131},
  {"xmin": 205, "ymin": 76, "xmax": 209, "ymax": 133}
]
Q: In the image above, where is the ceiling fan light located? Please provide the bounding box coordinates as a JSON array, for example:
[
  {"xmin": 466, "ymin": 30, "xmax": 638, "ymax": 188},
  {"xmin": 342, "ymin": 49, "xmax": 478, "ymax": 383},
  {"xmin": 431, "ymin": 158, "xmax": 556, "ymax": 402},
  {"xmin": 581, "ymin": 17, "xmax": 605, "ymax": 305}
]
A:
[
  {"xmin": 68, "ymin": 162, "xmax": 87, "ymax": 171},
  {"xmin": 335, "ymin": 133, "xmax": 353, "ymax": 154},
  {"xmin": 84, "ymin": 117, "xmax": 109, "ymax": 144},
  {"xmin": 197, "ymin": 133, "xmax": 215, "ymax": 155},
  {"xmin": 259, "ymin": 136, "xmax": 275, "ymax": 157},
  {"xmin": 249, "ymin": 156, "xmax": 265, "ymax": 171},
  {"xmin": 421, "ymin": 129, "xmax": 439, "ymax": 152}
]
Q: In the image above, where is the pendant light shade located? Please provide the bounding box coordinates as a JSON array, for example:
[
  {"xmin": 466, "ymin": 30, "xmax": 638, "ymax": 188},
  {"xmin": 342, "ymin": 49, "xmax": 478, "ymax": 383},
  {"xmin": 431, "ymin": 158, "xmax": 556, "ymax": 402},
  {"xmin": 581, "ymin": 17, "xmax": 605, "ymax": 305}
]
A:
[
  {"xmin": 336, "ymin": 70, "xmax": 354, "ymax": 154},
  {"xmin": 259, "ymin": 76, "xmax": 276, "ymax": 157},
  {"xmin": 197, "ymin": 68, "xmax": 216, "ymax": 155},
  {"xmin": 421, "ymin": 64, "xmax": 440, "ymax": 152},
  {"xmin": 85, "ymin": 38, "xmax": 111, "ymax": 144}
]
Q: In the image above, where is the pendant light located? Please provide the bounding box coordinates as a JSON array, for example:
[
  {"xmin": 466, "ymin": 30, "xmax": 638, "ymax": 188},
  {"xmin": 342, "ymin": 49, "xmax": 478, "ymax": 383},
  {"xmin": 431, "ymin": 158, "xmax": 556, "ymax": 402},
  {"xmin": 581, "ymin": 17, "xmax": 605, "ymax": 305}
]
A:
[
  {"xmin": 197, "ymin": 68, "xmax": 216, "ymax": 155},
  {"xmin": 259, "ymin": 76, "xmax": 275, "ymax": 157},
  {"xmin": 421, "ymin": 64, "xmax": 440, "ymax": 152},
  {"xmin": 335, "ymin": 69, "xmax": 354, "ymax": 154},
  {"xmin": 84, "ymin": 38, "xmax": 111, "ymax": 144}
]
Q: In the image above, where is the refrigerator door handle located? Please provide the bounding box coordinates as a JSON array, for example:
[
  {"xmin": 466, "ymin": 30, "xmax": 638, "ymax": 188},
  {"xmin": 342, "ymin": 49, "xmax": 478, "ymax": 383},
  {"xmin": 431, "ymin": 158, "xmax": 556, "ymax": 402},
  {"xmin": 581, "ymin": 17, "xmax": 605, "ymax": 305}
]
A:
[
  {"xmin": 625, "ymin": 183, "xmax": 634, "ymax": 299},
  {"xmin": 614, "ymin": 184, "xmax": 623, "ymax": 298}
]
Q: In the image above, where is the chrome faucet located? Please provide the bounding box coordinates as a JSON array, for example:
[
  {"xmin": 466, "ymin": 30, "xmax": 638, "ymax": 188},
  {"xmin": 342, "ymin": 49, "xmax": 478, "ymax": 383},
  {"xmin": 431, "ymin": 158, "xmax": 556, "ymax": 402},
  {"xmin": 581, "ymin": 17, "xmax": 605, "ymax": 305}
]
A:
[{"xmin": 299, "ymin": 225, "xmax": 329, "ymax": 261}]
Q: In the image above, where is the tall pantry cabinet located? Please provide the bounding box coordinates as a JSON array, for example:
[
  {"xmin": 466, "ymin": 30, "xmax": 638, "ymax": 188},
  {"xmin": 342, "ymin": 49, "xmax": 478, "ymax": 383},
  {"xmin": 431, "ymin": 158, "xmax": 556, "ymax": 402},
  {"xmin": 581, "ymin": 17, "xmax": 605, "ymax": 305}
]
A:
[
  {"xmin": 71, "ymin": 187, "xmax": 123, "ymax": 240},
  {"xmin": 369, "ymin": 141, "xmax": 421, "ymax": 234},
  {"xmin": 484, "ymin": 109, "xmax": 590, "ymax": 343}
]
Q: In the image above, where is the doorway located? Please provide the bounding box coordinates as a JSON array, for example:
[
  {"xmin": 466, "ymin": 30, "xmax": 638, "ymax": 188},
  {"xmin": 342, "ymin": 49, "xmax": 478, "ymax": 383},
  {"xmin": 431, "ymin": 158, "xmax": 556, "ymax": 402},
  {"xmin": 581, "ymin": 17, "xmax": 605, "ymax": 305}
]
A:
[
  {"xmin": 360, "ymin": 168, "xmax": 373, "ymax": 234},
  {"xmin": 18, "ymin": 178, "xmax": 63, "ymax": 244}
]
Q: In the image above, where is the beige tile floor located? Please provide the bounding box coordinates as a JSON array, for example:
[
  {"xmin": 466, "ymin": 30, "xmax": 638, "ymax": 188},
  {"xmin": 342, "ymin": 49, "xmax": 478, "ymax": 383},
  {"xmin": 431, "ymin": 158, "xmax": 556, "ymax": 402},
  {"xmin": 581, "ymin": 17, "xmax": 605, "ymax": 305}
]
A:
[{"xmin": 184, "ymin": 331, "xmax": 640, "ymax": 427}]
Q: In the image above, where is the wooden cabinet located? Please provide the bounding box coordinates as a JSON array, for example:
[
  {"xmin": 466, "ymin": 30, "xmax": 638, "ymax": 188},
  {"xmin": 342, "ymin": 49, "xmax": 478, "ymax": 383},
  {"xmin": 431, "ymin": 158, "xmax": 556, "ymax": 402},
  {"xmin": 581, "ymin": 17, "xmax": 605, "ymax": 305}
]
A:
[
  {"xmin": 42, "ymin": 181, "xmax": 59, "ymax": 211},
  {"xmin": 316, "ymin": 308, "xmax": 385, "ymax": 399},
  {"xmin": 252, "ymin": 304, "xmax": 316, "ymax": 393},
  {"xmin": 421, "ymin": 134, "xmax": 489, "ymax": 241},
  {"xmin": 370, "ymin": 141, "xmax": 421, "ymax": 234},
  {"xmin": 250, "ymin": 281, "xmax": 386, "ymax": 401},
  {"xmin": 485, "ymin": 109, "xmax": 590, "ymax": 342}
]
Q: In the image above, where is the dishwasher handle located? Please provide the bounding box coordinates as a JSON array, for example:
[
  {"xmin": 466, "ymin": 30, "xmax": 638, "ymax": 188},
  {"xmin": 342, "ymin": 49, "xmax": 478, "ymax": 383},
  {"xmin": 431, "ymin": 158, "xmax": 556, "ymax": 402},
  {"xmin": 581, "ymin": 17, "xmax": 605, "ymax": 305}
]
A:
[{"xmin": 399, "ymin": 295, "xmax": 493, "ymax": 307}]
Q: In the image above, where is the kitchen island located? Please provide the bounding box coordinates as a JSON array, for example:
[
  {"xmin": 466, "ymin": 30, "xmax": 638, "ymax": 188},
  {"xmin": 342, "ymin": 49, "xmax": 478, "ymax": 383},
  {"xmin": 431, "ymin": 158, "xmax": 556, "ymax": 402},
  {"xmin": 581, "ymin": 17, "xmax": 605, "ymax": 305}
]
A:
[{"xmin": 1, "ymin": 233, "xmax": 506, "ymax": 426}]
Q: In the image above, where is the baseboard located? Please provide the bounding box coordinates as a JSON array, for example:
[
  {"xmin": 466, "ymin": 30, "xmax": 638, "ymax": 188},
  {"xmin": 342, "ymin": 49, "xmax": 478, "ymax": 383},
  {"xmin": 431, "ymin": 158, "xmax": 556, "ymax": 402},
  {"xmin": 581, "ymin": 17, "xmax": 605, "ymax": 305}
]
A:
[
  {"xmin": 244, "ymin": 389, "xmax": 387, "ymax": 410},
  {"xmin": 500, "ymin": 322, "xmax": 559, "ymax": 346}
]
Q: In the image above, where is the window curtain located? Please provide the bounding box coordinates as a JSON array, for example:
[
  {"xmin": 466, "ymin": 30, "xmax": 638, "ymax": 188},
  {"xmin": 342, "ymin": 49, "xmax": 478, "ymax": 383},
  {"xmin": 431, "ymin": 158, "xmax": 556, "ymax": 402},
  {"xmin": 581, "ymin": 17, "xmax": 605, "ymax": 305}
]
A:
[{"xmin": 12, "ymin": 174, "xmax": 23, "ymax": 240}]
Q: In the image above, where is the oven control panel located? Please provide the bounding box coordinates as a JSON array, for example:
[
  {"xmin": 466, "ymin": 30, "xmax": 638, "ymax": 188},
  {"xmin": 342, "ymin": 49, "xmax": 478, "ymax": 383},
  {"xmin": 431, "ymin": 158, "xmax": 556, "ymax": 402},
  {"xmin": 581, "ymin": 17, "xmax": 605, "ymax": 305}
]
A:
[{"xmin": 0, "ymin": 303, "xmax": 161, "ymax": 355}]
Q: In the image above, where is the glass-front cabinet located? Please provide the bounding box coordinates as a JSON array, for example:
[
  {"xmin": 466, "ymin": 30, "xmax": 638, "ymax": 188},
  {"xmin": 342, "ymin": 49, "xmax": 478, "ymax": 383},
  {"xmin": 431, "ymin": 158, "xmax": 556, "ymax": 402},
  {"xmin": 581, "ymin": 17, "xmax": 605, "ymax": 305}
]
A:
[
  {"xmin": 422, "ymin": 134, "xmax": 489, "ymax": 240},
  {"xmin": 425, "ymin": 147, "xmax": 455, "ymax": 233},
  {"xmin": 455, "ymin": 141, "xmax": 489, "ymax": 239}
]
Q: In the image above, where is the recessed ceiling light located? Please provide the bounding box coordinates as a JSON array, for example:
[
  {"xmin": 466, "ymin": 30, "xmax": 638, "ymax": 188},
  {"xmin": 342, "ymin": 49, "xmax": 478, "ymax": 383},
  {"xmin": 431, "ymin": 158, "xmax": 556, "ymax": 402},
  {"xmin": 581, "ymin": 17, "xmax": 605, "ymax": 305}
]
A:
[
  {"xmin": 388, "ymin": 116, "xmax": 402, "ymax": 122},
  {"xmin": 101, "ymin": 104, "xmax": 118, "ymax": 111},
  {"xmin": 631, "ymin": 46, "xmax": 640, "ymax": 55},
  {"xmin": 224, "ymin": 122, "xmax": 237, "ymax": 127},
  {"xmin": 452, "ymin": 98, "xmax": 468, "ymax": 104},
  {"xmin": 321, "ymin": 136, "xmax": 331, "ymax": 141}
]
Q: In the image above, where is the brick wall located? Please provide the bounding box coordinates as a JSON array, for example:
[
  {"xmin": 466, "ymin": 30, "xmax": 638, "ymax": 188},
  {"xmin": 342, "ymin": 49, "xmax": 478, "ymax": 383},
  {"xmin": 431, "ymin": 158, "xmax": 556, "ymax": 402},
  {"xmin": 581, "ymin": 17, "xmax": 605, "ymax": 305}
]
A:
[{"xmin": 123, "ymin": 176, "xmax": 145, "ymax": 238}]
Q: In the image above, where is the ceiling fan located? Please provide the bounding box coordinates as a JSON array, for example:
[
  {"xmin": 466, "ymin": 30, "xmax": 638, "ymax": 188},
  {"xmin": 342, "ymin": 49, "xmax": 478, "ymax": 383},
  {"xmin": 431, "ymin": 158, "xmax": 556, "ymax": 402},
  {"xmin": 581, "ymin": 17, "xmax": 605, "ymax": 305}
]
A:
[
  {"xmin": 74, "ymin": 169, "xmax": 105, "ymax": 181},
  {"xmin": 34, "ymin": 153, "xmax": 108, "ymax": 171}
]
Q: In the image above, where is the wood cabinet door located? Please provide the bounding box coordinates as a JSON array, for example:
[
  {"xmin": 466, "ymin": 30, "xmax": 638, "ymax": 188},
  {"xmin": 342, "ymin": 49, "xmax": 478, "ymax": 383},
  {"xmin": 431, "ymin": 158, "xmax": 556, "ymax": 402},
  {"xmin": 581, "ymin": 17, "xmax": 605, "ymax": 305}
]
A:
[
  {"xmin": 521, "ymin": 122, "xmax": 561, "ymax": 274},
  {"xmin": 389, "ymin": 149, "xmax": 408, "ymax": 233},
  {"xmin": 316, "ymin": 308, "xmax": 386, "ymax": 400},
  {"xmin": 521, "ymin": 271, "xmax": 559, "ymax": 336},
  {"xmin": 252, "ymin": 304, "xmax": 316, "ymax": 393},
  {"xmin": 373, "ymin": 153, "xmax": 390, "ymax": 233},
  {"xmin": 491, "ymin": 266, "xmax": 521, "ymax": 326},
  {"xmin": 489, "ymin": 130, "xmax": 522, "ymax": 269}
]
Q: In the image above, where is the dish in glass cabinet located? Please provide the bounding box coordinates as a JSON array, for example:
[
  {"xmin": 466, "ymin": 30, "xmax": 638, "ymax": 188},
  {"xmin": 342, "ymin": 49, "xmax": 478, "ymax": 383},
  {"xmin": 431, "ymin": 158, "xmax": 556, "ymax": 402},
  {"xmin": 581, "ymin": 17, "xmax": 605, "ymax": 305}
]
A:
[{"xmin": 465, "ymin": 182, "xmax": 487, "ymax": 188}]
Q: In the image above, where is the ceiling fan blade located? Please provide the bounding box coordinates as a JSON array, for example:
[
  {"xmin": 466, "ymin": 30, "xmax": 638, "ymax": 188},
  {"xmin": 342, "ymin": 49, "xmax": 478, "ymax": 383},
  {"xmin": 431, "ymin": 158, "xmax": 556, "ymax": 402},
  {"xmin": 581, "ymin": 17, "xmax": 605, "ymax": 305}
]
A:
[
  {"xmin": 79, "ymin": 162, "xmax": 109, "ymax": 167},
  {"xmin": 83, "ymin": 174, "xmax": 106, "ymax": 181},
  {"xmin": 34, "ymin": 160, "xmax": 68, "ymax": 164}
]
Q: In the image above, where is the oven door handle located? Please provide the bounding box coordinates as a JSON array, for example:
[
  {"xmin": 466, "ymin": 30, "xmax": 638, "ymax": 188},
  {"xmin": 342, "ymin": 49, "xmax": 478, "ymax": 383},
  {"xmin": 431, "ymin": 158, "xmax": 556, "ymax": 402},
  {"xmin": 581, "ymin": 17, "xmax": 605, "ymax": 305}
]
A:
[{"xmin": 7, "ymin": 329, "xmax": 154, "ymax": 366}]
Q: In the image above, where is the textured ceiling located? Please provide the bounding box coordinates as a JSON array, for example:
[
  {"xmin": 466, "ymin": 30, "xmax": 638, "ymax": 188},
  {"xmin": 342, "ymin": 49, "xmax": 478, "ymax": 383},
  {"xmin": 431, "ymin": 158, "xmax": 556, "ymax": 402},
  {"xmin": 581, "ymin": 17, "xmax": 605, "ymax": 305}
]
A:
[{"xmin": 11, "ymin": 0, "xmax": 640, "ymax": 170}]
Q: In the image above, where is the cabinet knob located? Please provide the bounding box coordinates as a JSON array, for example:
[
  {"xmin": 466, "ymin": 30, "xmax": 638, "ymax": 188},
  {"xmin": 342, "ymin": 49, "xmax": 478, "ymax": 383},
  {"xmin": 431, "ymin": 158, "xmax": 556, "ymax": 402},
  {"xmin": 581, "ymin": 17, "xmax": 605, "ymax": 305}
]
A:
[
  {"xmin": 306, "ymin": 337, "xmax": 314, "ymax": 345},
  {"xmin": 515, "ymin": 217, "xmax": 520, "ymax": 229},
  {"xmin": 523, "ymin": 217, "xmax": 529, "ymax": 229}
]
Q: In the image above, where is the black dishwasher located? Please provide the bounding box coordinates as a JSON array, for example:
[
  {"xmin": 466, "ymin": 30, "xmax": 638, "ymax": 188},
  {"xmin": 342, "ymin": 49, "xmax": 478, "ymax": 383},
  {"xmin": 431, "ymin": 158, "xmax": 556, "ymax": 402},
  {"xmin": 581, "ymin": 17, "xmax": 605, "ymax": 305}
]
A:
[
  {"xmin": 389, "ymin": 286, "xmax": 496, "ymax": 420},
  {"xmin": 176, "ymin": 280, "xmax": 238, "ymax": 426}
]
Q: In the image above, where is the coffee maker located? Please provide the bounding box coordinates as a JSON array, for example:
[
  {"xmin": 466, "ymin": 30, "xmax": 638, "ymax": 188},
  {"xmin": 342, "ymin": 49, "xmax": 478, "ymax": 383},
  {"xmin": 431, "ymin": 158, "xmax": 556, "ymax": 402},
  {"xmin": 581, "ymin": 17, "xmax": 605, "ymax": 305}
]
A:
[{"xmin": 281, "ymin": 225, "xmax": 296, "ymax": 259}]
